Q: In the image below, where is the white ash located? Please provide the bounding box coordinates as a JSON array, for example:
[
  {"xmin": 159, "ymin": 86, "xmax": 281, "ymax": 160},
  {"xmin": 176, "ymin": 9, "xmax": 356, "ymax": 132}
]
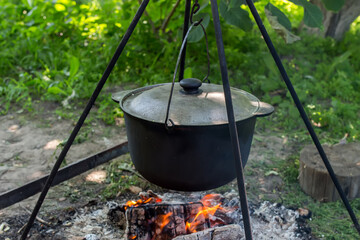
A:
[
  {"xmin": 217, "ymin": 197, "xmax": 302, "ymax": 239},
  {"xmin": 84, "ymin": 233, "xmax": 100, "ymax": 240},
  {"xmin": 247, "ymin": 201, "xmax": 301, "ymax": 239},
  {"xmin": 57, "ymin": 203, "xmax": 124, "ymax": 239}
]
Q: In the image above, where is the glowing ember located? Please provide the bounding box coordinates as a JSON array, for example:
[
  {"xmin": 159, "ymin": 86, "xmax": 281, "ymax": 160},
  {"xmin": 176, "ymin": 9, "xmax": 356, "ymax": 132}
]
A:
[
  {"xmin": 201, "ymin": 194, "xmax": 223, "ymax": 207},
  {"xmin": 124, "ymin": 194, "xmax": 162, "ymax": 210},
  {"xmin": 185, "ymin": 194, "xmax": 230, "ymax": 233}
]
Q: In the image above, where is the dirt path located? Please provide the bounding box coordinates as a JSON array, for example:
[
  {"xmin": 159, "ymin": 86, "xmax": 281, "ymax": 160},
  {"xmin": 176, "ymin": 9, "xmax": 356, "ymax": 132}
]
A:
[{"xmin": 0, "ymin": 102, "xmax": 127, "ymax": 216}]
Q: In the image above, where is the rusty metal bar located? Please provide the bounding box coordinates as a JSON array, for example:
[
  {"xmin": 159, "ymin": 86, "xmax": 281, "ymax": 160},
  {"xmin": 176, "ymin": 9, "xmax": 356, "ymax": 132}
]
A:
[{"xmin": 0, "ymin": 142, "xmax": 128, "ymax": 210}]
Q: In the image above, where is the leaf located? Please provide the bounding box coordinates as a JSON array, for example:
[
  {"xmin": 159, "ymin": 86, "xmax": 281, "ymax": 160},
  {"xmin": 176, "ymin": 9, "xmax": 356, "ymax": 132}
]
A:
[
  {"xmin": 26, "ymin": 6, "xmax": 38, "ymax": 17},
  {"xmin": 288, "ymin": 0, "xmax": 323, "ymax": 28},
  {"xmin": 265, "ymin": 4, "xmax": 300, "ymax": 44},
  {"xmin": 54, "ymin": 4, "xmax": 66, "ymax": 12},
  {"xmin": 265, "ymin": 3, "xmax": 292, "ymax": 31},
  {"xmin": 184, "ymin": 67, "xmax": 193, "ymax": 79},
  {"xmin": 262, "ymin": 53, "xmax": 278, "ymax": 75},
  {"xmin": 47, "ymin": 86, "xmax": 67, "ymax": 95},
  {"xmin": 69, "ymin": 55, "xmax": 80, "ymax": 80},
  {"xmin": 322, "ymin": 0, "xmax": 345, "ymax": 12},
  {"xmin": 230, "ymin": 0, "xmax": 243, "ymax": 8},
  {"xmin": 325, "ymin": 49, "xmax": 354, "ymax": 79},
  {"xmin": 27, "ymin": 0, "xmax": 34, "ymax": 8},
  {"xmin": 188, "ymin": 13, "xmax": 210, "ymax": 43},
  {"xmin": 198, "ymin": 0, "xmax": 210, "ymax": 12},
  {"xmin": 219, "ymin": 0, "xmax": 253, "ymax": 31},
  {"xmin": 21, "ymin": 0, "xmax": 33, "ymax": 8},
  {"xmin": 303, "ymin": 2, "xmax": 323, "ymax": 28},
  {"xmin": 25, "ymin": 20, "xmax": 35, "ymax": 27},
  {"xmin": 288, "ymin": 0, "xmax": 303, "ymax": 6}
]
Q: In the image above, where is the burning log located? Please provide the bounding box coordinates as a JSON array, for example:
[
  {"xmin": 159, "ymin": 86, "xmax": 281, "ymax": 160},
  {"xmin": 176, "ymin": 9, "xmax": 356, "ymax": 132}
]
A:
[
  {"xmin": 126, "ymin": 202, "xmax": 206, "ymax": 240},
  {"xmin": 108, "ymin": 192, "xmax": 235, "ymax": 240}
]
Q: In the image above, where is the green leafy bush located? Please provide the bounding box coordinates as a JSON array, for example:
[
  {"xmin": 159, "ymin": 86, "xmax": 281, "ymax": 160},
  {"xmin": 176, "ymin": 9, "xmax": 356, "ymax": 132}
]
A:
[{"xmin": 1, "ymin": 0, "xmax": 360, "ymax": 141}]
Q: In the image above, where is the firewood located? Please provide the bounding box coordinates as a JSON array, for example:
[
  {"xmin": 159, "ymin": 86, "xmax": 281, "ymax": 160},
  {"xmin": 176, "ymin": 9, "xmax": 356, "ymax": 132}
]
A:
[
  {"xmin": 172, "ymin": 224, "xmax": 243, "ymax": 240},
  {"xmin": 299, "ymin": 143, "xmax": 360, "ymax": 202},
  {"xmin": 125, "ymin": 203, "xmax": 206, "ymax": 240}
]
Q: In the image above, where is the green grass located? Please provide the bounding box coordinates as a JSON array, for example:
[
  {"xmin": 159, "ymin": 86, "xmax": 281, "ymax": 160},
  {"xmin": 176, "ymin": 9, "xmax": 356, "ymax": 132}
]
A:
[
  {"xmin": 101, "ymin": 154, "xmax": 162, "ymax": 199},
  {"xmin": 267, "ymin": 153, "xmax": 360, "ymax": 239},
  {"xmin": 278, "ymin": 185, "xmax": 360, "ymax": 240}
]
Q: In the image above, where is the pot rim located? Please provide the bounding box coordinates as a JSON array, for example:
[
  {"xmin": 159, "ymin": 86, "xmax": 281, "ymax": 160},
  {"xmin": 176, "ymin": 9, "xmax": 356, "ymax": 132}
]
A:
[
  {"xmin": 112, "ymin": 83, "xmax": 274, "ymax": 126},
  {"xmin": 124, "ymin": 109, "xmax": 259, "ymax": 128}
]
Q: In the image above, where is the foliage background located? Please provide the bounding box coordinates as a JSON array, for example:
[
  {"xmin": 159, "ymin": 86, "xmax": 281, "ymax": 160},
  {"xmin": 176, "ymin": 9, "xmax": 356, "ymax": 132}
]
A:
[{"xmin": 1, "ymin": 0, "xmax": 359, "ymax": 141}]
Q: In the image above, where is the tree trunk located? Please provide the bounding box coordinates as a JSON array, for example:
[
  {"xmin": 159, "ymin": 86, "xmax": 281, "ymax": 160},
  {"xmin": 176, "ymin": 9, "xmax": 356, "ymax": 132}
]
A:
[
  {"xmin": 309, "ymin": 0, "xmax": 360, "ymax": 40},
  {"xmin": 299, "ymin": 143, "xmax": 360, "ymax": 202}
]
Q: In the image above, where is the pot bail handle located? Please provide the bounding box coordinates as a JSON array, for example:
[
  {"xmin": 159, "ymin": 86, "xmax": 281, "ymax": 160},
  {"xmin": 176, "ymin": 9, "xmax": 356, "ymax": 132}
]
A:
[{"xmin": 165, "ymin": 19, "xmax": 210, "ymax": 130}]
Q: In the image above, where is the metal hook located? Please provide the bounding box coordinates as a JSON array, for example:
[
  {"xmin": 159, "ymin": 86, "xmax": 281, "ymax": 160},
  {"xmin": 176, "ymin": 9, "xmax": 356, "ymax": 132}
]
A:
[
  {"xmin": 165, "ymin": 119, "xmax": 175, "ymax": 132},
  {"xmin": 189, "ymin": 1, "xmax": 210, "ymax": 83},
  {"xmin": 190, "ymin": 0, "xmax": 202, "ymax": 26}
]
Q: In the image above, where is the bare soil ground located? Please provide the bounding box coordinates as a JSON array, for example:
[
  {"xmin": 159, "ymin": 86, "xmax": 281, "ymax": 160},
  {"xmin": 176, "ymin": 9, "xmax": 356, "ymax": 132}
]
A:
[
  {"xmin": 0, "ymin": 101, "xmax": 301, "ymax": 239},
  {"xmin": 0, "ymin": 102, "xmax": 126, "ymax": 216}
]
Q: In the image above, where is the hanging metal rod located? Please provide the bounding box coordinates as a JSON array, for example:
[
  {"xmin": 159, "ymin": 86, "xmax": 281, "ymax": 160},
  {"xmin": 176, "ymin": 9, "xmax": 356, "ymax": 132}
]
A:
[{"xmin": 244, "ymin": 0, "xmax": 360, "ymax": 235}]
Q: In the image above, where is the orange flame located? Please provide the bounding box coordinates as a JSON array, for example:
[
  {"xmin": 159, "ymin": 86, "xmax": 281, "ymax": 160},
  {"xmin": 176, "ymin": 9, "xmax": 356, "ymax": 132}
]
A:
[
  {"xmin": 185, "ymin": 194, "xmax": 228, "ymax": 233},
  {"xmin": 156, "ymin": 212, "xmax": 173, "ymax": 233},
  {"xmin": 125, "ymin": 193, "xmax": 234, "ymax": 237},
  {"xmin": 201, "ymin": 193, "xmax": 223, "ymax": 207},
  {"xmin": 186, "ymin": 204, "xmax": 223, "ymax": 233},
  {"xmin": 124, "ymin": 197, "xmax": 162, "ymax": 210}
]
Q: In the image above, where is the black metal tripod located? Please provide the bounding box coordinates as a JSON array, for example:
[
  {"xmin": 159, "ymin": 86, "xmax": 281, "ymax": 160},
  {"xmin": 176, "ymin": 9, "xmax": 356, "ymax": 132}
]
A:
[{"xmin": 21, "ymin": 0, "xmax": 360, "ymax": 239}]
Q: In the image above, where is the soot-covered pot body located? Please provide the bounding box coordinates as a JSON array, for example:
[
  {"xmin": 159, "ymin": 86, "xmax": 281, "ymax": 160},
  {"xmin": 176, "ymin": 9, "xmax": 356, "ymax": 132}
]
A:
[{"xmin": 112, "ymin": 82, "xmax": 273, "ymax": 191}]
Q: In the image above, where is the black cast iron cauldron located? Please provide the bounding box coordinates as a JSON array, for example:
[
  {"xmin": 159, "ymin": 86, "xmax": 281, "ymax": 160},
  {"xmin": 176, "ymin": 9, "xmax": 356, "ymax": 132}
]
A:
[{"xmin": 112, "ymin": 80, "xmax": 274, "ymax": 191}]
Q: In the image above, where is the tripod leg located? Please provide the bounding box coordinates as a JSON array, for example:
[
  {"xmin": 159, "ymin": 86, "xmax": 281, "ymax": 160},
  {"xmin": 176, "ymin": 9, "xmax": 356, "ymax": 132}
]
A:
[
  {"xmin": 244, "ymin": 0, "xmax": 360, "ymax": 235},
  {"xmin": 210, "ymin": 0, "xmax": 253, "ymax": 239},
  {"xmin": 20, "ymin": 1, "xmax": 150, "ymax": 239},
  {"xmin": 179, "ymin": 0, "xmax": 192, "ymax": 81}
]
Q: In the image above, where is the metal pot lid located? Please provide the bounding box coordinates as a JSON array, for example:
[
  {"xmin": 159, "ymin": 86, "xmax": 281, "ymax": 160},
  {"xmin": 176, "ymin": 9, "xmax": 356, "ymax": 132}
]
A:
[{"xmin": 116, "ymin": 81, "xmax": 270, "ymax": 126}]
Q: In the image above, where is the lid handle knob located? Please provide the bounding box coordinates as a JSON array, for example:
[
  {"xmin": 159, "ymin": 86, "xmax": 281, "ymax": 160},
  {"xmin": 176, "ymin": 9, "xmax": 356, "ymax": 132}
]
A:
[{"xmin": 180, "ymin": 78, "xmax": 202, "ymax": 94}]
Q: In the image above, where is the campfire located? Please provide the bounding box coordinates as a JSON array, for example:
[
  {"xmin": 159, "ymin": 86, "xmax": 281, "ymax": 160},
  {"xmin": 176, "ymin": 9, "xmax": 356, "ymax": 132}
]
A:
[
  {"xmin": 18, "ymin": 190, "xmax": 310, "ymax": 239},
  {"xmin": 109, "ymin": 191, "xmax": 236, "ymax": 240},
  {"xmin": 106, "ymin": 191, "xmax": 309, "ymax": 240}
]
